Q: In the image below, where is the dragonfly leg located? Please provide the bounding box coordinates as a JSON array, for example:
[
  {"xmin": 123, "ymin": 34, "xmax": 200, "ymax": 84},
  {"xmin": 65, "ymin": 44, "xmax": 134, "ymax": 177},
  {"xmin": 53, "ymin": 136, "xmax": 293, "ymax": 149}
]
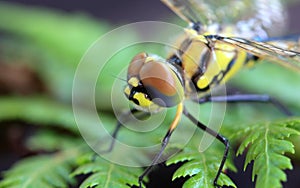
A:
[
  {"xmin": 92, "ymin": 109, "xmax": 145, "ymax": 161},
  {"xmin": 183, "ymin": 107, "xmax": 229, "ymax": 187},
  {"xmin": 138, "ymin": 103, "xmax": 183, "ymax": 188},
  {"xmin": 138, "ymin": 129, "xmax": 174, "ymax": 188},
  {"xmin": 196, "ymin": 94, "xmax": 293, "ymax": 116}
]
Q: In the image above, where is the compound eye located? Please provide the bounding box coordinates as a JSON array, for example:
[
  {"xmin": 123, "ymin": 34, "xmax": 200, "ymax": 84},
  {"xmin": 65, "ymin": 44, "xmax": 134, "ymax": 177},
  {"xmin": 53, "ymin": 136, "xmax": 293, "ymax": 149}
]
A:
[
  {"xmin": 127, "ymin": 52, "xmax": 148, "ymax": 79},
  {"xmin": 139, "ymin": 60, "xmax": 184, "ymax": 107}
]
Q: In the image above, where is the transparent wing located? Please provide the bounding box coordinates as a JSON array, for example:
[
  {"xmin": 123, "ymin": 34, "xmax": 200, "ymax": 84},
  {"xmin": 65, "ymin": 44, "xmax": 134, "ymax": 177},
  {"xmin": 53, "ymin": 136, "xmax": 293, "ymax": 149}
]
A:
[
  {"xmin": 161, "ymin": 0, "xmax": 200, "ymax": 24},
  {"xmin": 161, "ymin": 0, "xmax": 253, "ymax": 26},
  {"xmin": 234, "ymin": 0, "xmax": 287, "ymax": 38},
  {"xmin": 161, "ymin": 0, "xmax": 288, "ymax": 38},
  {"xmin": 216, "ymin": 36, "xmax": 300, "ymax": 72},
  {"xmin": 263, "ymin": 37, "xmax": 300, "ymax": 52}
]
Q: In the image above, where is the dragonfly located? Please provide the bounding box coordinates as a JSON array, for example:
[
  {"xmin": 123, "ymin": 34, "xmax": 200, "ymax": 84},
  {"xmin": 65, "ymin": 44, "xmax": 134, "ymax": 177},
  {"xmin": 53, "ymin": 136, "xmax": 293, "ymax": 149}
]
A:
[{"xmin": 104, "ymin": 0, "xmax": 300, "ymax": 187}]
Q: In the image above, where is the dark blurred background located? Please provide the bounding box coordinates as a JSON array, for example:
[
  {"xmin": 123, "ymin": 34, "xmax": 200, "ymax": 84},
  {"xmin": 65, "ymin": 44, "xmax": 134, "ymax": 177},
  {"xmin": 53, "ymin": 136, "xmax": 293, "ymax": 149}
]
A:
[
  {"xmin": 1, "ymin": 0, "xmax": 172, "ymax": 24},
  {"xmin": 2, "ymin": 0, "xmax": 300, "ymax": 31}
]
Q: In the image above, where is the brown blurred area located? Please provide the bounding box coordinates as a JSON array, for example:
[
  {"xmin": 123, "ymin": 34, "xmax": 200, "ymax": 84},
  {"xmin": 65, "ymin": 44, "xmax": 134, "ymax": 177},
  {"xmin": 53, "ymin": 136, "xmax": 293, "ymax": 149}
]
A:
[{"xmin": 0, "ymin": 62, "xmax": 45, "ymax": 95}]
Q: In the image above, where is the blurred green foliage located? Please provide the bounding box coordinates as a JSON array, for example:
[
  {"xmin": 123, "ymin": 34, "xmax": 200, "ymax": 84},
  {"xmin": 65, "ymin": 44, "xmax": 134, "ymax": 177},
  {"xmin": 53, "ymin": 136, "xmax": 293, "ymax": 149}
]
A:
[
  {"xmin": 0, "ymin": 1, "xmax": 299, "ymax": 188},
  {"xmin": 0, "ymin": 2, "xmax": 108, "ymax": 103}
]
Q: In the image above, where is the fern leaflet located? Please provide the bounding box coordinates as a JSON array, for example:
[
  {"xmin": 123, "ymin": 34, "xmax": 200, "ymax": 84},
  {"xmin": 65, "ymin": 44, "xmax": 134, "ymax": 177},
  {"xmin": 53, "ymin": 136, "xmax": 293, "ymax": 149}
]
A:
[
  {"xmin": 166, "ymin": 143, "xmax": 237, "ymax": 188},
  {"xmin": 0, "ymin": 149, "xmax": 79, "ymax": 188},
  {"xmin": 72, "ymin": 153, "xmax": 145, "ymax": 188},
  {"xmin": 234, "ymin": 119, "xmax": 300, "ymax": 188}
]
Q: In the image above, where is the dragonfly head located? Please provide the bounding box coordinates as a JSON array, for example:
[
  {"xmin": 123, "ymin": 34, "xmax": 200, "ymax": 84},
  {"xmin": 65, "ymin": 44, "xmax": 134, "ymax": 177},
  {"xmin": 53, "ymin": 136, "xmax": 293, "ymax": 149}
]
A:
[{"xmin": 124, "ymin": 53, "xmax": 184, "ymax": 112}]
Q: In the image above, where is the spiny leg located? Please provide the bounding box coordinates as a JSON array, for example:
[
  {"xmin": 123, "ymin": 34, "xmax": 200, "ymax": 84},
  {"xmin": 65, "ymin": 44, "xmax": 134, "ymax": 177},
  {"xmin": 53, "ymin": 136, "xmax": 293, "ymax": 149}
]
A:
[
  {"xmin": 138, "ymin": 103, "xmax": 183, "ymax": 188},
  {"xmin": 93, "ymin": 109, "xmax": 146, "ymax": 161},
  {"xmin": 182, "ymin": 107, "xmax": 229, "ymax": 187},
  {"xmin": 196, "ymin": 94, "xmax": 293, "ymax": 116}
]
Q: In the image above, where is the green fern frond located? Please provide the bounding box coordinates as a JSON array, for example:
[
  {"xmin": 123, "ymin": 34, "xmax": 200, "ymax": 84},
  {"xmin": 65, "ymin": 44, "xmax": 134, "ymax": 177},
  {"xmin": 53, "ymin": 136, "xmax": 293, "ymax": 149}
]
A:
[
  {"xmin": 0, "ymin": 148, "xmax": 79, "ymax": 188},
  {"xmin": 235, "ymin": 119, "xmax": 300, "ymax": 188},
  {"xmin": 166, "ymin": 143, "xmax": 237, "ymax": 188},
  {"xmin": 72, "ymin": 153, "xmax": 144, "ymax": 188}
]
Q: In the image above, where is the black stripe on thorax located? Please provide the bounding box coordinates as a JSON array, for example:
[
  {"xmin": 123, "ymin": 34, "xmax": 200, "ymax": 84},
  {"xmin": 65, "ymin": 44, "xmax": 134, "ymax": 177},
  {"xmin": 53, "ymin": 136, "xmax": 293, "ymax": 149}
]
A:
[
  {"xmin": 191, "ymin": 50, "xmax": 238, "ymax": 92},
  {"xmin": 167, "ymin": 54, "xmax": 185, "ymax": 89}
]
